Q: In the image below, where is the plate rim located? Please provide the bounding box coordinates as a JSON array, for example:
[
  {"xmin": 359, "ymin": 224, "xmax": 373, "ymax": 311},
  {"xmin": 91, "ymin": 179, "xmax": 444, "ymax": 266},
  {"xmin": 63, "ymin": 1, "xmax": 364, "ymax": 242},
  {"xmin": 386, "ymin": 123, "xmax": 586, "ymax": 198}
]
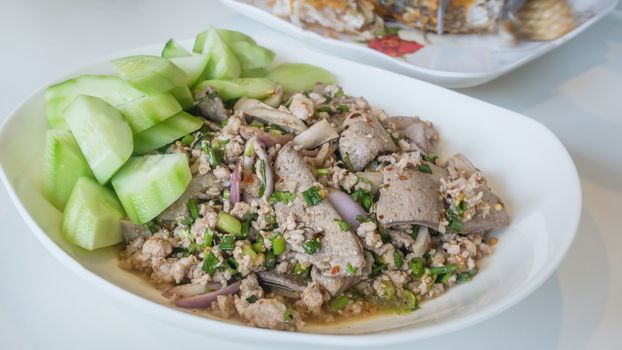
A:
[{"xmin": 0, "ymin": 38, "xmax": 582, "ymax": 346}]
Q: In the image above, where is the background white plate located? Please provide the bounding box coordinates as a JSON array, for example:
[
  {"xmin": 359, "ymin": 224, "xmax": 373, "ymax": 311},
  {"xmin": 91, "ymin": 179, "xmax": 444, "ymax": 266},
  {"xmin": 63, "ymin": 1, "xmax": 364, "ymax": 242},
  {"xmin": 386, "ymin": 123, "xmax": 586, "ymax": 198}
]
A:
[
  {"xmin": 0, "ymin": 37, "xmax": 581, "ymax": 346},
  {"xmin": 221, "ymin": 0, "xmax": 619, "ymax": 88}
]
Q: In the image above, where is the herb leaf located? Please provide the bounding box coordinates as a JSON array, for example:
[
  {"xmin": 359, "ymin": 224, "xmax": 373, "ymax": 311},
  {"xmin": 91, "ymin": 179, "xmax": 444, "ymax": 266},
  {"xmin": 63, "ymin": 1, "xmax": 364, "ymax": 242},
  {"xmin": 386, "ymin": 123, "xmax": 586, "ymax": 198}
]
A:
[
  {"xmin": 269, "ymin": 191, "xmax": 296, "ymax": 204},
  {"xmin": 302, "ymin": 186, "xmax": 323, "ymax": 206}
]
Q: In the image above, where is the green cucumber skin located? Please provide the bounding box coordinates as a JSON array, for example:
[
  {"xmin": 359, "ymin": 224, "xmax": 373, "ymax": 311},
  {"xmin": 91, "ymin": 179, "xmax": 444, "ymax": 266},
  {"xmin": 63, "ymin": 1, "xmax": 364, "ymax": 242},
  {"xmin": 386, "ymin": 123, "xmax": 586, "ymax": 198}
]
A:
[
  {"xmin": 228, "ymin": 41, "xmax": 275, "ymax": 70},
  {"xmin": 62, "ymin": 177, "xmax": 125, "ymax": 251},
  {"xmin": 112, "ymin": 55, "xmax": 188, "ymax": 95},
  {"xmin": 43, "ymin": 130, "xmax": 95, "ymax": 210},
  {"xmin": 193, "ymin": 28, "xmax": 241, "ymax": 80},
  {"xmin": 162, "ymin": 39, "xmax": 191, "ymax": 58},
  {"xmin": 133, "ymin": 111, "xmax": 203, "ymax": 154},
  {"xmin": 242, "ymin": 67, "xmax": 268, "ymax": 78},
  {"xmin": 169, "ymin": 86, "xmax": 194, "ymax": 110},
  {"xmin": 267, "ymin": 63, "xmax": 336, "ymax": 92},
  {"xmin": 169, "ymin": 54, "xmax": 209, "ymax": 87},
  {"xmin": 45, "ymin": 75, "xmax": 143, "ymax": 129},
  {"xmin": 116, "ymin": 92, "xmax": 182, "ymax": 133},
  {"xmin": 217, "ymin": 29, "xmax": 256, "ymax": 45},
  {"xmin": 65, "ymin": 95, "xmax": 133, "ymax": 185},
  {"xmin": 112, "ymin": 153, "xmax": 192, "ymax": 224},
  {"xmin": 193, "ymin": 78, "xmax": 276, "ymax": 101}
]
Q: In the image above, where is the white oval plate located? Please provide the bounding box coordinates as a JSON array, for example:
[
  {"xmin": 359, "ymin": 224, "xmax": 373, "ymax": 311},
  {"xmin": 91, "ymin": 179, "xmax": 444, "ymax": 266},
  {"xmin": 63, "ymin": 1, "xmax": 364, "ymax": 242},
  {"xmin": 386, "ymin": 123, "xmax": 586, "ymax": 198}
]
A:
[
  {"xmin": 0, "ymin": 37, "xmax": 581, "ymax": 346},
  {"xmin": 220, "ymin": 0, "xmax": 619, "ymax": 88}
]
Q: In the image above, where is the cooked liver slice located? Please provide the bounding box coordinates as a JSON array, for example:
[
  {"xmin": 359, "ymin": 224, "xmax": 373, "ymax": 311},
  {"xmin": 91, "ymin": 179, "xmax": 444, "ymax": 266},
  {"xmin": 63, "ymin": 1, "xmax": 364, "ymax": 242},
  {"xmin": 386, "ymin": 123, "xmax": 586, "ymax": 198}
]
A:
[{"xmin": 339, "ymin": 113, "xmax": 396, "ymax": 171}]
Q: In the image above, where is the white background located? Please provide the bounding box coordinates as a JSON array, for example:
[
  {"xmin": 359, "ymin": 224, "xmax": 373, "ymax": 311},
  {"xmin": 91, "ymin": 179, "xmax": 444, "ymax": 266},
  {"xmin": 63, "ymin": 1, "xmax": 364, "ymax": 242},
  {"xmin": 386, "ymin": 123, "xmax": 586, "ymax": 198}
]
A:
[{"xmin": 0, "ymin": 1, "xmax": 620, "ymax": 349}]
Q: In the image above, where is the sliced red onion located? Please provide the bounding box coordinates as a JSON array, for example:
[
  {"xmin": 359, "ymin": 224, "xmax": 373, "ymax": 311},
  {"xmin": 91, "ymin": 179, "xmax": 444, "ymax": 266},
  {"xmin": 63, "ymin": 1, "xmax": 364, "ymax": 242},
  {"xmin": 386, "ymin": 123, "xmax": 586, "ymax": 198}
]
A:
[
  {"xmin": 161, "ymin": 281, "xmax": 222, "ymax": 299},
  {"xmin": 254, "ymin": 140, "xmax": 274, "ymax": 199},
  {"xmin": 292, "ymin": 119, "xmax": 339, "ymax": 149},
  {"xmin": 327, "ymin": 189, "xmax": 366, "ymax": 229},
  {"xmin": 412, "ymin": 226, "xmax": 431, "ymax": 257},
  {"xmin": 175, "ymin": 281, "xmax": 241, "ymax": 309},
  {"xmin": 242, "ymin": 137, "xmax": 256, "ymax": 178},
  {"xmin": 230, "ymin": 159, "xmax": 242, "ymax": 206},
  {"xmin": 239, "ymin": 125, "xmax": 293, "ymax": 148}
]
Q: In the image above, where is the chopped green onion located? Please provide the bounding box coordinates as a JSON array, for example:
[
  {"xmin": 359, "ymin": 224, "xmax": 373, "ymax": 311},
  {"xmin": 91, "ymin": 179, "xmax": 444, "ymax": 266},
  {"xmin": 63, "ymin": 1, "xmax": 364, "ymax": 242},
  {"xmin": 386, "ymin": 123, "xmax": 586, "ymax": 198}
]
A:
[
  {"xmin": 381, "ymin": 281, "xmax": 396, "ymax": 300},
  {"xmin": 314, "ymin": 168, "xmax": 330, "ymax": 176},
  {"xmin": 293, "ymin": 261, "xmax": 310, "ymax": 279},
  {"xmin": 218, "ymin": 235, "xmax": 235, "ymax": 251},
  {"xmin": 371, "ymin": 252, "xmax": 388, "ymax": 277},
  {"xmin": 346, "ymin": 263, "xmax": 357, "ymax": 276},
  {"xmin": 181, "ymin": 217, "xmax": 194, "ymax": 226},
  {"xmin": 446, "ymin": 207, "xmax": 464, "ymax": 232},
  {"xmin": 335, "ymin": 219, "xmax": 350, "ymax": 231},
  {"xmin": 244, "ymin": 139, "xmax": 255, "ymax": 157},
  {"xmin": 180, "ymin": 134, "xmax": 194, "ymax": 146},
  {"xmin": 265, "ymin": 214, "xmax": 278, "ymax": 230},
  {"xmin": 265, "ymin": 124, "xmax": 285, "ymax": 135},
  {"xmin": 257, "ymin": 159, "xmax": 266, "ymax": 197},
  {"xmin": 249, "ymin": 120, "xmax": 264, "ymax": 128},
  {"xmin": 343, "ymin": 153, "xmax": 354, "ymax": 171},
  {"xmin": 220, "ymin": 118, "xmax": 229, "ymax": 128},
  {"xmin": 207, "ymin": 147, "xmax": 224, "ymax": 166},
  {"xmin": 458, "ymin": 200, "xmax": 469, "ymax": 213},
  {"xmin": 283, "ymin": 306, "xmax": 295, "ymax": 324},
  {"xmin": 315, "ymin": 105, "xmax": 331, "ymax": 113},
  {"xmin": 423, "ymin": 153, "xmax": 438, "ymax": 164},
  {"xmin": 303, "ymin": 237, "xmax": 321, "ymax": 254},
  {"xmin": 224, "ymin": 257, "xmax": 239, "ymax": 273},
  {"xmin": 187, "ymin": 198, "xmax": 200, "ymax": 221},
  {"xmin": 410, "ymin": 257, "xmax": 425, "ymax": 278},
  {"xmin": 429, "ymin": 264, "xmax": 457, "ymax": 275},
  {"xmin": 436, "ymin": 272, "xmax": 452, "ymax": 284},
  {"xmin": 223, "ymin": 189, "xmax": 231, "ymax": 200},
  {"xmin": 402, "ymin": 290, "xmax": 417, "ymax": 310},
  {"xmin": 351, "ymin": 189, "xmax": 373, "ymax": 212},
  {"xmin": 409, "ymin": 225, "xmax": 419, "ymax": 239},
  {"xmin": 457, "ymin": 269, "xmax": 478, "ymax": 283},
  {"xmin": 264, "ymin": 250, "xmax": 277, "ymax": 269},
  {"xmin": 270, "ymin": 233, "xmax": 286, "ymax": 256},
  {"xmin": 202, "ymin": 252, "xmax": 219, "ymax": 276},
  {"xmin": 269, "ymin": 190, "xmax": 296, "ymax": 204},
  {"xmin": 240, "ymin": 213, "xmax": 257, "ymax": 239},
  {"xmin": 394, "ymin": 251, "xmax": 404, "ymax": 269},
  {"xmin": 217, "ymin": 211, "xmax": 242, "ymax": 235},
  {"xmin": 329, "ymin": 295, "xmax": 350, "ymax": 311},
  {"xmin": 252, "ymin": 235, "xmax": 264, "ymax": 253},
  {"xmin": 418, "ymin": 163, "xmax": 432, "ymax": 174},
  {"xmin": 356, "ymin": 214, "xmax": 369, "ymax": 223},
  {"xmin": 203, "ymin": 229, "xmax": 214, "ymax": 247},
  {"xmin": 246, "ymin": 295, "xmax": 258, "ymax": 304},
  {"xmin": 302, "ymin": 186, "xmax": 323, "ymax": 206},
  {"xmin": 337, "ymin": 105, "xmax": 349, "ymax": 113}
]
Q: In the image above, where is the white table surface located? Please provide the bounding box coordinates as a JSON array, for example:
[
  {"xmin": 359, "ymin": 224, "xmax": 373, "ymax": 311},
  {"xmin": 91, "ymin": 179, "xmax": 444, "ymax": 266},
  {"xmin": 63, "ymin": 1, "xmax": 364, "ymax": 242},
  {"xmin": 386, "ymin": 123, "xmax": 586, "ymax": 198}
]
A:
[{"xmin": 1, "ymin": 1, "xmax": 620, "ymax": 349}]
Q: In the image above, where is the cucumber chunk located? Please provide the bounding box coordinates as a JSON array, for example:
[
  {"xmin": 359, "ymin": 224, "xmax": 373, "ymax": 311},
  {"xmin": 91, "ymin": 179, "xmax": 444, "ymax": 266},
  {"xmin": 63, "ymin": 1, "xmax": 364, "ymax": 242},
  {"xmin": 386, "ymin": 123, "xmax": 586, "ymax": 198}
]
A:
[
  {"xmin": 43, "ymin": 130, "xmax": 95, "ymax": 210},
  {"xmin": 228, "ymin": 41, "xmax": 275, "ymax": 70},
  {"xmin": 193, "ymin": 78, "xmax": 276, "ymax": 101},
  {"xmin": 217, "ymin": 29, "xmax": 256, "ymax": 45},
  {"xmin": 169, "ymin": 86, "xmax": 194, "ymax": 110},
  {"xmin": 242, "ymin": 67, "xmax": 268, "ymax": 78},
  {"xmin": 112, "ymin": 153, "xmax": 192, "ymax": 224},
  {"xmin": 45, "ymin": 75, "xmax": 143, "ymax": 129},
  {"xmin": 65, "ymin": 95, "xmax": 133, "ymax": 184},
  {"xmin": 162, "ymin": 39, "xmax": 191, "ymax": 58},
  {"xmin": 133, "ymin": 112, "xmax": 203, "ymax": 154},
  {"xmin": 117, "ymin": 93, "xmax": 182, "ymax": 133},
  {"xmin": 169, "ymin": 54, "xmax": 209, "ymax": 87},
  {"xmin": 193, "ymin": 28, "xmax": 241, "ymax": 80},
  {"xmin": 267, "ymin": 63, "xmax": 336, "ymax": 92},
  {"xmin": 112, "ymin": 55, "xmax": 188, "ymax": 95},
  {"xmin": 62, "ymin": 177, "xmax": 125, "ymax": 250}
]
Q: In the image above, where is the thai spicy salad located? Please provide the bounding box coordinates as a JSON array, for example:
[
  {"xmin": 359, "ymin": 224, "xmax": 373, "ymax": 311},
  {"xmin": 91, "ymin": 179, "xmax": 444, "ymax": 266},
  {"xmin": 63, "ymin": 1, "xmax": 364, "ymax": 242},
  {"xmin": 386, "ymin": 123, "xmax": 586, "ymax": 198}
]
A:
[{"xmin": 42, "ymin": 28, "xmax": 510, "ymax": 331}]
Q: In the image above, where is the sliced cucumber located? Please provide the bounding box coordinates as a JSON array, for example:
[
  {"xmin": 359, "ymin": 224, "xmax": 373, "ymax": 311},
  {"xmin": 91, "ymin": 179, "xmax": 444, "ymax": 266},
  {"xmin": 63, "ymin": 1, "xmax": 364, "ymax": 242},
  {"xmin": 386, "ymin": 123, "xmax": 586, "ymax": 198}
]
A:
[
  {"xmin": 65, "ymin": 95, "xmax": 133, "ymax": 184},
  {"xmin": 217, "ymin": 29, "xmax": 256, "ymax": 45},
  {"xmin": 43, "ymin": 130, "xmax": 94, "ymax": 210},
  {"xmin": 169, "ymin": 86, "xmax": 194, "ymax": 110},
  {"xmin": 162, "ymin": 39, "xmax": 191, "ymax": 58},
  {"xmin": 228, "ymin": 41, "xmax": 275, "ymax": 70},
  {"xmin": 117, "ymin": 93, "xmax": 182, "ymax": 133},
  {"xmin": 193, "ymin": 28, "xmax": 241, "ymax": 80},
  {"xmin": 62, "ymin": 177, "xmax": 125, "ymax": 250},
  {"xmin": 112, "ymin": 55, "xmax": 188, "ymax": 95},
  {"xmin": 112, "ymin": 153, "xmax": 192, "ymax": 224},
  {"xmin": 133, "ymin": 112, "xmax": 203, "ymax": 154},
  {"xmin": 169, "ymin": 54, "xmax": 209, "ymax": 87},
  {"xmin": 242, "ymin": 67, "xmax": 268, "ymax": 78},
  {"xmin": 45, "ymin": 75, "xmax": 143, "ymax": 129},
  {"xmin": 193, "ymin": 78, "xmax": 276, "ymax": 101},
  {"xmin": 267, "ymin": 63, "xmax": 336, "ymax": 92}
]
